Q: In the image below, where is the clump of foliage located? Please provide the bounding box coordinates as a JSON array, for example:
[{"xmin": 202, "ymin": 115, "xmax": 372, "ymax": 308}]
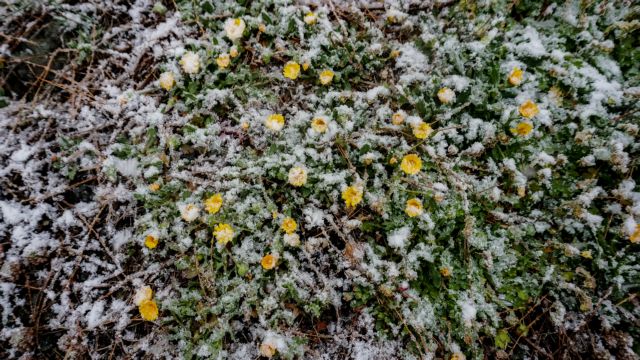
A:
[{"xmin": 0, "ymin": 0, "xmax": 638, "ymax": 359}]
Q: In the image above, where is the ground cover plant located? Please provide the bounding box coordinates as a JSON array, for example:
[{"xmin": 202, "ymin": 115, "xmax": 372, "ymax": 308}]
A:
[{"xmin": 0, "ymin": 0, "xmax": 639, "ymax": 359}]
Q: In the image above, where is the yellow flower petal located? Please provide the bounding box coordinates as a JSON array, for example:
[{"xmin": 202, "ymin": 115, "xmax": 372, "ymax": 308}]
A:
[
  {"xmin": 400, "ymin": 154, "xmax": 422, "ymax": 175},
  {"xmin": 391, "ymin": 112, "xmax": 405, "ymax": 125},
  {"xmin": 631, "ymin": 224, "xmax": 640, "ymax": 244},
  {"xmin": 281, "ymin": 217, "xmax": 297, "ymax": 234},
  {"xmin": 261, "ymin": 254, "xmax": 277, "ymax": 270},
  {"xmin": 311, "ymin": 117, "xmax": 328, "ymax": 133},
  {"xmin": 283, "ymin": 61, "xmax": 301, "ymax": 80},
  {"xmin": 319, "ymin": 69, "xmax": 334, "ymax": 85},
  {"xmin": 204, "ymin": 193, "xmax": 223, "ymax": 214},
  {"xmin": 511, "ymin": 122, "xmax": 534, "ymax": 136},
  {"xmin": 144, "ymin": 234, "xmax": 159, "ymax": 249},
  {"xmin": 508, "ymin": 67, "xmax": 523, "ymax": 86},
  {"xmin": 288, "ymin": 167, "xmax": 307, "ymax": 186},
  {"xmin": 179, "ymin": 52, "xmax": 200, "ymax": 74},
  {"xmin": 139, "ymin": 299, "xmax": 159, "ymax": 321},
  {"xmin": 265, "ymin": 114, "xmax": 285, "ymax": 131},
  {"xmin": 342, "ymin": 185, "xmax": 363, "ymax": 208},
  {"xmin": 405, "ymin": 198, "xmax": 423, "ymax": 217},
  {"xmin": 216, "ymin": 53, "xmax": 231, "ymax": 68},
  {"xmin": 304, "ymin": 12, "xmax": 317, "ymax": 25},
  {"xmin": 437, "ymin": 87, "xmax": 455, "ymax": 104},
  {"xmin": 518, "ymin": 100, "xmax": 539, "ymax": 118},
  {"xmin": 158, "ymin": 72, "xmax": 175, "ymax": 91},
  {"xmin": 214, "ymin": 223, "xmax": 235, "ymax": 245},
  {"xmin": 260, "ymin": 342, "xmax": 277, "ymax": 358},
  {"xmin": 224, "ymin": 18, "xmax": 246, "ymax": 40},
  {"xmin": 134, "ymin": 286, "xmax": 153, "ymax": 306},
  {"xmin": 412, "ymin": 121, "xmax": 433, "ymax": 139}
]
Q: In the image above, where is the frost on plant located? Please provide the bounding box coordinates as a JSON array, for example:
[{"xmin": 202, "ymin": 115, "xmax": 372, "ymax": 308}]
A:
[{"xmin": 0, "ymin": 0, "xmax": 639, "ymax": 359}]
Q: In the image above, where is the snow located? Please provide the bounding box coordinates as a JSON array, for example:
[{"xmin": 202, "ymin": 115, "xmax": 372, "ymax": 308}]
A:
[
  {"xmin": 365, "ymin": 86, "xmax": 389, "ymax": 102},
  {"xmin": 112, "ymin": 229, "xmax": 132, "ymax": 251},
  {"xmin": 0, "ymin": 1, "xmax": 637, "ymax": 358},
  {"xmin": 86, "ymin": 300, "xmax": 105, "ymax": 329},
  {"xmin": 10, "ymin": 144, "xmax": 34, "ymax": 162},
  {"xmin": 395, "ymin": 43, "xmax": 429, "ymax": 84},
  {"xmin": 516, "ymin": 26, "xmax": 547, "ymax": 58},
  {"xmin": 388, "ymin": 226, "xmax": 411, "ymax": 249},
  {"xmin": 114, "ymin": 158, "xmax": 140, "ymax": 177},
  {"xmin": 622, "ymin": 217, "xmax": 637, "ymax": 236},
  {"xmin": 459, "ymin": 298, "xmax": 477, "ymax": 327},
  {"xmin": 303, "ymin": 206, "xmax": 326, "ymax": 228},
  {"xmin": 0, "ymin": 201, "xmax": 27, "ymax": 225},
  {"xmin": 444, "ymin": 75, "xmax": 471, "ymax": 92}
]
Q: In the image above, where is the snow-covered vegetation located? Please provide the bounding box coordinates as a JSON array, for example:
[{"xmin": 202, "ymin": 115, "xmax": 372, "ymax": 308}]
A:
[{"xmin": 1, "ymin": 0, "xmax": 639, "ymax": 358}]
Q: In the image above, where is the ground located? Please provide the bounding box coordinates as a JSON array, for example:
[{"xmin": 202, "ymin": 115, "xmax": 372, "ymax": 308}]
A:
[{"xmin": 0, "ymin": 0, "xmax": 639, "ymax": 359}]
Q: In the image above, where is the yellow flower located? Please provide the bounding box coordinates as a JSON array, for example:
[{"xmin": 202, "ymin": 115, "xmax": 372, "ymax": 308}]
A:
[
  {"xmin": 144, "ymin": 234, "xmax": 159, "ymax": 249},
  {"xmin": 517, "ymin": 185, "xmax": 527, "ymax": 198},
  {"xmin": 400, "ymin": 154, "xmax": 422, "ymax": 175},
  {"xmin": 179, "ymin": 51, "xmax": 200, "ymax": 74},
  {"xmin": 509, "ymin": 67, "xmax": 523, "ymax": 86},
  {"xmin": 158, "ymin": 72, "xmax": 175, "ymax": 91},
  {"xmin": 281, "ymin": 217, "xmax": 297, "ymax": 234},
  {"xmin": 319, "ymin": 69, "xmax": 334, "ymax": 85},
  {"xmin": 412, "ymin": 121, "xmax": 433, "ymax": 139},
  {"xmin": 519, "ymin": 100, "xmax": 539, "ymax": 118},
  {"xmin": 405, "ymin": 198, "xmax": 423, "ymax": 217},
  {"xmin": 450, "ymin": 352, "xmax": 465, "ymax": 360},
  {"xmin": 259, "ymin": 342, "xmax": 277, "ymax": 358},
  {"xmin": 224, "ymin": 18, "xmax": 246, "ymax": 40},
  {"xmin": 311, "ymin": 117, "xmax": 328, "ymax": 133},
  {"xmin": 511, "ymin": 122, "xmax": 534, "ymax": 136},
  {"xmin": 631, "ymin": 224, "xmax": 640, "ymax": 244},
  {"xmin": 440, "ymin": 267, "xmax": 451, "ymax": 277},
  {"xmin": 204, "ymin": 193, "xmax": 223, "ymax": 214},
  {"xmin": 216, "ymin": 53, "xmax": 231, "ymax": 69},
  {"xmin": 580, "ymin": 250, "xmax": 592, "ymax": 259},
  {"xmin": 229, "ymin": 46, "xmax": 239, "ymax": 58},
  {"xmin": 437, "ymin": 87, "xmax": 455, "ymax": 104},
  {"xmin": 241, "ymin": 121, "xmax": 249, "ymax": 129},
  {"xmin": 261, "ymin": 254, "xmax": 278, "ymax": 270},
  {"xmin": 283, "ymin": 61, "xmax": 301, "ymax": 80},
  {"xmin": 304, "ymin": 12, "xmax": 317, "ymax": 25},
  {"xmin": 214, "ymin": 223, "xmax": 235, "ymax": 245},
  {"xmin": 391, "ymin": 112, "xmax": 405, "ymax": 125},
  {"xmin": 265, "ymin": 113, "xmax": 285, "ymax": 131},
  {"xmin": 258, "ymin": 23, "xmax": 266, "ymax": 33},
  {"xmin": 302, "ymin": 62, "xmax": 310, "ymax": 71},
  {"xmin": 139, "ymin": 299, "xmax": 159, "ymax": 321},
  {"xmin": 180, "ymin": 203, "xmax": 200, "ymax": 222},
  {"xmin": 288, "ymin": 166, "xmax": 307, "ymax": 187},
  {"xmin": 342, "ymin": 185, "xmax": 364, "ymax": 208},
  {"xmin": 133, "ymin": 286, "xmax": 153, "ymax": 306},
  {"xmin": 149, "ymin": 183, "xmax": 160, "ymax": 192},
  {"xmin": 389, "ymin": 156, "xmax": 398, "ymax": 165},
  {"xmin": 549, "ymin": 86, "xmax": 564, "ymax": 105},
  {"xmin": 390, "ymin": 50, "xmax": 401, "ymax": 58}
]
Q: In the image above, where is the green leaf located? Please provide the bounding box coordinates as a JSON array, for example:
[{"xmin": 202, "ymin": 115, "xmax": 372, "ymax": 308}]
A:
[{"xmin": 495, "ymin": 329, "xmax": 510, "ymax": 349}]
